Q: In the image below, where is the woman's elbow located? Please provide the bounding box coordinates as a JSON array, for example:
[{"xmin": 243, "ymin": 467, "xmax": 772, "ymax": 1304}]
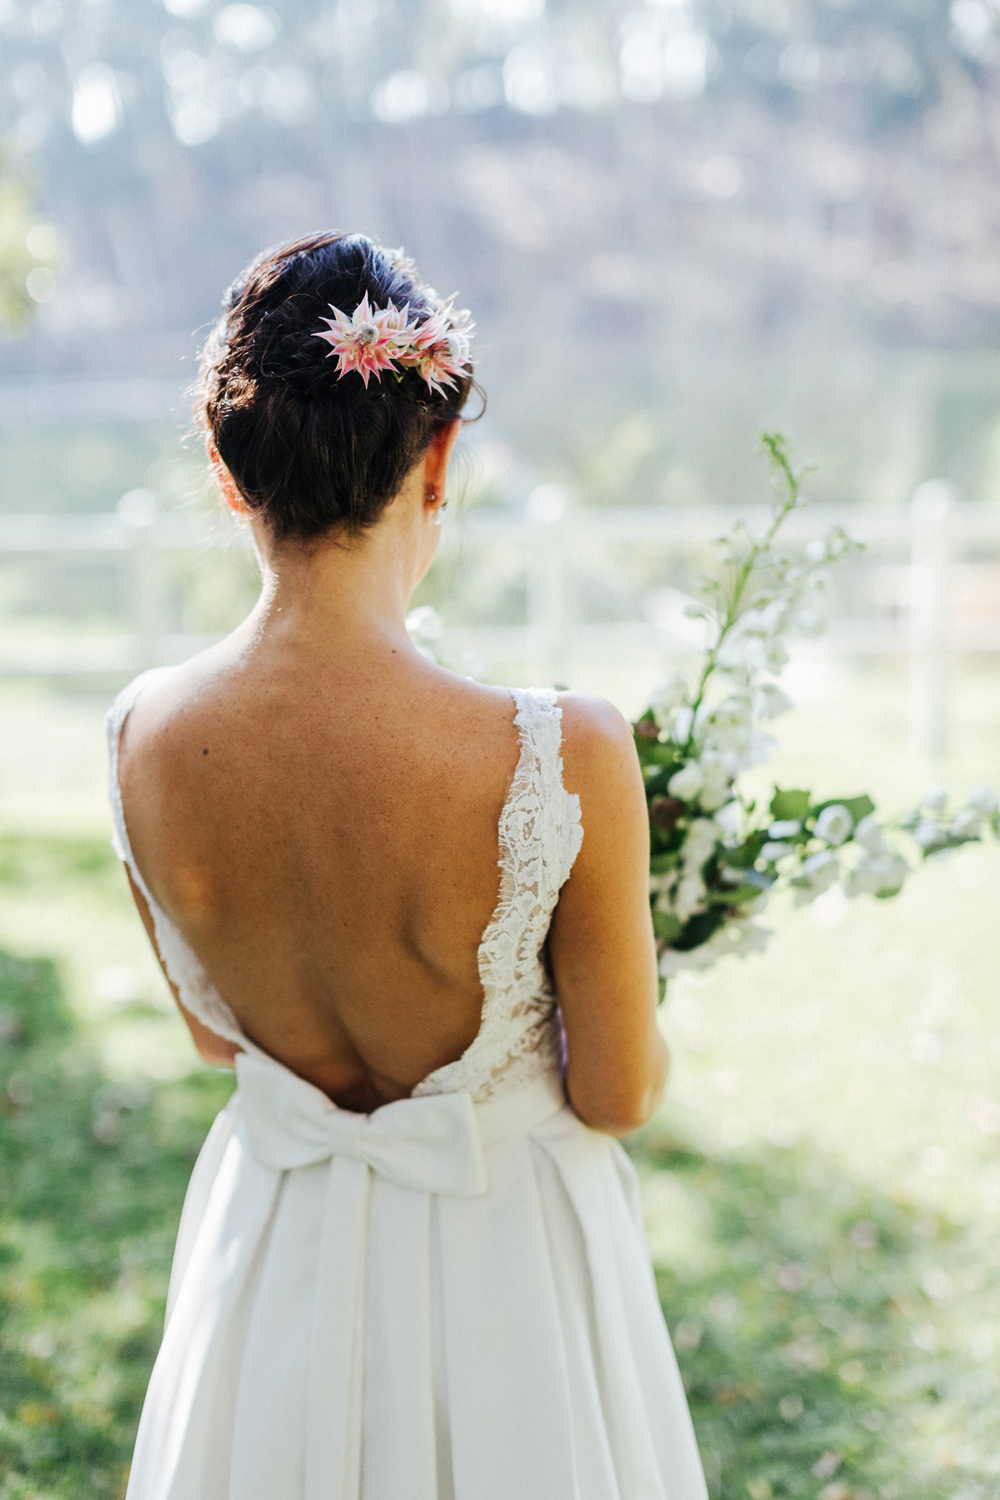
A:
[{"xmin": 569, "ymin": 1055, "xmax": 670, "ymax": 1137}]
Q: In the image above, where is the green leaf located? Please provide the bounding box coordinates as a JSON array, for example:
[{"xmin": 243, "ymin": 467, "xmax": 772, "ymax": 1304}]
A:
[
  {"xmin": 672, "ymin": 906, "xmax": 728, "ymax": 951},
  {"xmin": 711, "ymin": 884, "xmax": 765, "ymax": 907},
  {"xmin": 642, "ymin": 744, "xmax": 681, "ymax": 769},
  {"xmin": 652, "ymin": 908, "xmax": 683, "ymax": 943},
  {"xmin": 657, "ymin": 976, "xmax": 667, "ymax": 1004},
  {"xmin": 650, "ymin": 852, "xmax": 681, "ymax": 875},
  {"xmin": 769, "ymin": 787, "xmax": 812, "ymax": 821},
  {"xmin": 810, "ymin": 793, "xmax": 876, "ymax": 825},
  {"xmin": 724, "ymin": 830, "xmax": 768, "ymax": 870}
]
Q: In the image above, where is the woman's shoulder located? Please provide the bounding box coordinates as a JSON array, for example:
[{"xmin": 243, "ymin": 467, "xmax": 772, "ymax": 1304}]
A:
[
  {"xmin": 557, "ymin": 691, "xmax": 636, "ymax": 763},
  {"xmin": 554, "ymin": 692, "xmax": 644, "ymax": 822},
  {"xmin": 109, "ymin": 642, "xmax": 242, "ymax": 767},
  {"xmin": 107, "ymin": 664, "xmax": 186, "ymax": 746}
]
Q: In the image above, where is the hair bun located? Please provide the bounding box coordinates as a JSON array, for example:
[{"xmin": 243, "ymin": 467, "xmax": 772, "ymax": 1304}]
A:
[{"xmin": 197, "ymin": 232, "xmax": 477, "ymax": 540}]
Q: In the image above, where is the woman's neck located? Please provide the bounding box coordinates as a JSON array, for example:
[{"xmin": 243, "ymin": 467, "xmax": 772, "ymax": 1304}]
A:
[{"xmin": 240, "ymin": 485, "xmax": 430, "ymax": 662}]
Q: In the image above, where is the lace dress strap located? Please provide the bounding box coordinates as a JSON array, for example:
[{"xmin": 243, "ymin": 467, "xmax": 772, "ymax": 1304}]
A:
[
  {"xmin": 106, "ymin": 670, "xmax": 249, "ymax": 1050},
  {"xmin": 413, "ymin": 688, "xmax": 583, "ymax": 1102}
]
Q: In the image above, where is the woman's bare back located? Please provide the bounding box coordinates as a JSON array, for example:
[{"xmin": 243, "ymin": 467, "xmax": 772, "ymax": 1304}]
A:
[{"xmin": 118, "ymin": 631, "xmax": 523, "ymax": 1108}]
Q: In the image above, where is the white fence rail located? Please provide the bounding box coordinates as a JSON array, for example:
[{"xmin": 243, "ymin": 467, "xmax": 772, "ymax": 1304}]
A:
[{"xmin": 2, "ymin": 489, "xmax": 999, "ymax": 757}]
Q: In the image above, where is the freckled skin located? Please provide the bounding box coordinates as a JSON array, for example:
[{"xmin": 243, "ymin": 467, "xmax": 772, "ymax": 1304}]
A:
[{"xmin": 117, "ymin": 427, "xmax": 668, "ymax": 1131}]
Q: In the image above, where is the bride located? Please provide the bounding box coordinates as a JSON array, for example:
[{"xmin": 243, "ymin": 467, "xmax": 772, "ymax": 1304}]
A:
[{"xmin": 107, "ymin": 232, "xmax": 708, "ymax": 1499}]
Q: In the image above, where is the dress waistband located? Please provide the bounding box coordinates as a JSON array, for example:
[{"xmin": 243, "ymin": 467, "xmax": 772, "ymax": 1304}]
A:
[
  {"xmin": 472, "ymin": 1068, "xmax": 567, "ymax": 1144},
  {"xmin": 234, "ymin": 1050, "xmax": 567, "ymax": 1199}
]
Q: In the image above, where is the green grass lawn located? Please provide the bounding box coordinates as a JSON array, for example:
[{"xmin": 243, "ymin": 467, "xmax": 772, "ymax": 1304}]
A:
[
  {"xmin": 0, "ymin": 659, "xmax": 997, "ymax": 1499},
  {"xmin": 0, "ymin": 937, "xmax": 232, "ymax": 1500}
]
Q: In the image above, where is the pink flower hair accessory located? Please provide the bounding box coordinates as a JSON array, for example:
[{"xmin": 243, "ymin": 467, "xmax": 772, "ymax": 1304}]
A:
[{"xmin": 313, "ymin": 294, "xmax": 473, "ymax": 393}]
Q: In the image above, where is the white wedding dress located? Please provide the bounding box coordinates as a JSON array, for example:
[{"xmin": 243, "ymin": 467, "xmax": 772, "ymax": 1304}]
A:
[{"xmin": 107, "ymin": 669, "xmax": 708, "ymax": 1500}]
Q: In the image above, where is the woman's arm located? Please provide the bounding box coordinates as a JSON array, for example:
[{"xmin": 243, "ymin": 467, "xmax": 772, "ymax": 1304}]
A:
[
  {"xmin": 124, "ymin": 868, "xmax": 241, "ymax": 1069},
  {"xmin": 548, "ymin": 693, "xmax": 668, "ymax": 1136}
]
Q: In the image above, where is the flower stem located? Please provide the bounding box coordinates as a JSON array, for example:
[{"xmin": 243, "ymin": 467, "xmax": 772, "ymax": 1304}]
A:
[{"xmin": 682, "ymin": 433, "xmax": 805, "ymax": 751}]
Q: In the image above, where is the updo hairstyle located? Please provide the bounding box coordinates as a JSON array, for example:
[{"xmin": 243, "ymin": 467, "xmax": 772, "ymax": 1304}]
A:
[{"xmin": 196, "ymin": 232, "xmax": 477, "ymax": 541}]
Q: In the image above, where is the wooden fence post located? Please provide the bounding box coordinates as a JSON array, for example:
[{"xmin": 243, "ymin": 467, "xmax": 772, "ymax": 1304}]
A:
[{"xmin": 908, "ymin": 480, "xmax": 953, "ymax": 759}]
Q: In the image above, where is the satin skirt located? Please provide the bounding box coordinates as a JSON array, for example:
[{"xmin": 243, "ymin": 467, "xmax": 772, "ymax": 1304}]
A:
[{"xmin": 125, "ymin": 1054, "xmax": 708, "ymax": 1500}]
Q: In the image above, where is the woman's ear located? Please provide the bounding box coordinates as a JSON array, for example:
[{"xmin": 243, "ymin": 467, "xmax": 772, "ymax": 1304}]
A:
[
  {"xmin": 422, "ymin": 419, "xmax": 463, "ymax": 512},
  {"xmin": 207, "ymin": 438, "xmax": 250, "ymax": 517}
]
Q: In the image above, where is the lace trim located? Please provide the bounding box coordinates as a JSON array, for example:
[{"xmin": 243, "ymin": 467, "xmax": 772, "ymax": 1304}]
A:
[
  {"xmin": 413, "ymin": 688, "xmax": 583, "ymax": 1102},
  {"xmin": 106, "ymin": 671, "xmax": 249, "ymax": 1050}
]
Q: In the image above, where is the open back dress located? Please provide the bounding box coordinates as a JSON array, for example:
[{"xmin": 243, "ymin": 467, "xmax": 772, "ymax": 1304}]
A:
[{"xmin": 107, "ymin": 668, "xmax": 708, "ymax": 1500}]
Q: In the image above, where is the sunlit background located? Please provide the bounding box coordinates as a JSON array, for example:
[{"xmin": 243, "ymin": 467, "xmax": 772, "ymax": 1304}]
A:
[{"xmin": 1, "ymin": 0, "xmax": 999, "ymax": 1495}]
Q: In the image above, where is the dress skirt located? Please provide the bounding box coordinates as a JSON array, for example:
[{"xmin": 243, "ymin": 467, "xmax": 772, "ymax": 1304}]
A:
[{"xmin": 125, "ymin": 1052, "xmax": 709, "ymax": 1500}]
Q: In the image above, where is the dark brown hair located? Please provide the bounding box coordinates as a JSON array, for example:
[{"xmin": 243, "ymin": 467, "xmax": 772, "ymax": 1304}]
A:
[{"xmin": 196, "ymin": 232, "xmax": 476, "ymax": 541}]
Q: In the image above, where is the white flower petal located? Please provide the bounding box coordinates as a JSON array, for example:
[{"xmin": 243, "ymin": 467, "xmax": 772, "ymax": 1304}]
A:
[
  {"xmin": 668, "ymin": 762, "xmax": 704, "ymax": 801},
  {"xmin": 768, "ymin": 819, "xmax": 802, "ymax": 839},
  {"xmin": 968, "ymin": 785, "xmax": 998, "ymax": 816},
  {"xmin": 814, "ymin": 804, "xmax": 853, "ymax": 847}
]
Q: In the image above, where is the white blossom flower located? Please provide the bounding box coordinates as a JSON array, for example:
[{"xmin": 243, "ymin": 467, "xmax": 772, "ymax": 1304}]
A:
[
  {"xmin": 761, "ymin": 841, "xmax": 794, "ymax": 861},
  {"xmin": 847, "ymin": 852, "xmax": 909, "ymax": 897},
  {"xmin": 853, "ymin": 815, "xmax": 889, "ymax": 855},
  {"xmin": 671, "ymin": 705, "xmax": 695, "ymax": 743},
  {"xmin": 725, "ymin": 920, "xmax": 773, "ymax": 957},
  {"xmin": 682, "ymin": 817, "xmax": 718, "ymax": 870},
  {"xmin": 814, "ymin": 804, "xmax": 853, "ymax": 847},
  {"xmin": 745, "ymin": 636, "xmax": 791, "ymax": 673},
  {"xmin": 715, "ymin": 637, "xmax": 751, "ymax": 672},
  {"xmin": 705, "ymin": 697, "xmax": 753, "ymax": 753},
  {"xmin": 794, "ymin": 610, "xmax": 826, "ymax": 637},
  {"xmin": 739, "ymin": 599, "xmax": 787, "ymax": 636},
  {"xmin": 659, "ymin": 918, "xmax": 773, "ymax": 976},
  {"xmin": 731, "ymin": 610, "xmax": 764, "ymax": 638},
  {"xmin": 674, "ymin": 871, "xmax": 707, "ymax": 922},
  {"xmin": 713, "ymin": 801, "xmax": 742, "ymax": 840},
  {"xmin": 754, "ymin": 683, "xmax": 793, "ymax": 721},
  {"xmin": 968, "ymin": 785, "xmax": 999, "ymax": 816},
  {"xmin": 648, "ymin": 671, "xmax": 689, "ymax": 729},
  {"xmin": 794, "ymin": 848, "xmax": 840, "ymax": 901},
  {"xmin": 949, "ymin": 808, "xmax": 981, "ymax": 841},
  {"xmin": 698, "ymin": 758, "xmax": 732, "ymax": 811},
  {"xmin": 668, "ymin": 762, "xmax": 705, "ymax": 801},
  {"xmin": 924, "ymin": 786, "xmax": 948, "ymax": 814},
  {"xmin": 768, "ymin": 819, "xmax": 802, "ymax": 839},
  {"xmin": 734, "ymin": 730, "xmax": 778, "ymax": 771},
  {"xmin": 913, "ymin": 820, "xmax": 946, "ymax": 849}
]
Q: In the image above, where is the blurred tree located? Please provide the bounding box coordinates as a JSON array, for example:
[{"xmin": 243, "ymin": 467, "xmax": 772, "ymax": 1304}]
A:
[
  {"xmin": 0, "ymin": 146, "xmax": 40, "ymax": 331},
  {"xmin": 1, "ymin": 0, "xmax": 999, "ymax": 505}
]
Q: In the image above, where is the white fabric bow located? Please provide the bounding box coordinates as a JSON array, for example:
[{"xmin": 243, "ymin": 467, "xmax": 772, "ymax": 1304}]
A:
[
  {"xmin": 233, "ymin": 1048, "xmax": 491, "ymax": 1498},
  {"xmin": 235, "ymin": 1049, "xmax": 489, "ymax": 1198}
]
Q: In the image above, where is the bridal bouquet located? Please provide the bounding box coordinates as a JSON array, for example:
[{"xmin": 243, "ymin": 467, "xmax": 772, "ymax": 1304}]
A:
[
  {"xmin": 408, "ymin": 433, "xmax": 998, "ymax": 980},
  {"xmin": 633, "ymin": 434, "xmax": 999, "ymax": 980}
]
